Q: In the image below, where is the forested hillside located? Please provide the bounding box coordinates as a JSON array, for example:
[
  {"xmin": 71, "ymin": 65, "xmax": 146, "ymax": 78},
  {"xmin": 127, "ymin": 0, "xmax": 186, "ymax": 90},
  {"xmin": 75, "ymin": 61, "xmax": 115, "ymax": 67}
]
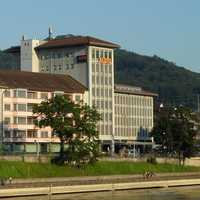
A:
[
  {"xmin": 114, "ymin": 49, "xmax": 200, "ymax": 109},
  {"xmin": 0, "ymin": 50, "xmax": 19, "ymax": 70},
  {"xmin": 1, "ymin": 49, "xmax": 200, "ymax": 109}
]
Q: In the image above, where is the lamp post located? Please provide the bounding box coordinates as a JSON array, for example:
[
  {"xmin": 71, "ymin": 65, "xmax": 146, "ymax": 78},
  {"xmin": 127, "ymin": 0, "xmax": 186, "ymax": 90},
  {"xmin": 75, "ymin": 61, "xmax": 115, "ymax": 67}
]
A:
[{"xmin": 34, "ymin": 139, "xmax": 39, "ymax": 158}]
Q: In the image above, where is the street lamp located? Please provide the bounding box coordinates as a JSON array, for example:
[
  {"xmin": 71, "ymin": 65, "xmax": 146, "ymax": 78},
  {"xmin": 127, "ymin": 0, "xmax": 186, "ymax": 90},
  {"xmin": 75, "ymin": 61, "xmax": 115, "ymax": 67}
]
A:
[{"xmin": 34, "ymin": 139, "xmax": 39, "ymax": 157}]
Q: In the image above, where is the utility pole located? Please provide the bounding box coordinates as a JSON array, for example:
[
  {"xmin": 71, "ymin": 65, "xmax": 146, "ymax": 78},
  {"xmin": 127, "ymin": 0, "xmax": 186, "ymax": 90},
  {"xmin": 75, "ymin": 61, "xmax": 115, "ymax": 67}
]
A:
[{"xmin": 197, "ymin": 95, "xmax": 200, "ymax": 112}]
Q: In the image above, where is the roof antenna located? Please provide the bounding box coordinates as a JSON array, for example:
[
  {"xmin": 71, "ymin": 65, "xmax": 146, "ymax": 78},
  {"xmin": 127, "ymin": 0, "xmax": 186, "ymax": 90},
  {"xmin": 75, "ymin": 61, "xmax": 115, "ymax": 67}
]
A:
[{"xmin": 48, "ymin": 26, "xmax": 53, "ymax": 40}]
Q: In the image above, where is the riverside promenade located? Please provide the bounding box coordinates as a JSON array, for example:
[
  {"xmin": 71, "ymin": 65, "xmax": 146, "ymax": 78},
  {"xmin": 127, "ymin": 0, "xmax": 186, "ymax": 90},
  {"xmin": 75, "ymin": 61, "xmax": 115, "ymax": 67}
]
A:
[{"xmin": 1, "ymin": 172, "xmax": 200, "ymax": 197}]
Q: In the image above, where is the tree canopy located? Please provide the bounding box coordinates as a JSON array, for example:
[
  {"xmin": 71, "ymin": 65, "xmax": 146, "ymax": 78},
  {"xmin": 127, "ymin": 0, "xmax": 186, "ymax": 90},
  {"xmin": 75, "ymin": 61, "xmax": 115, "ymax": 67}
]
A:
[
  {"xmin": 33, "ymin": 95, "xmax": 101, "ymax": 166},
  {"xmin": 151, "ymin": 105, "xmax": 200, "ymax": 165}
]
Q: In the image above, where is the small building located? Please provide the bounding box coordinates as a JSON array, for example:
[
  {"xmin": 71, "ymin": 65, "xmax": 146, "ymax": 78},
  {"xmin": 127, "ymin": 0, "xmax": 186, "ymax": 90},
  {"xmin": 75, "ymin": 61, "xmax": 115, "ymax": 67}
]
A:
[{"xmin": 0, "ymin": 70, "xmax": 86, "ymax": 153}]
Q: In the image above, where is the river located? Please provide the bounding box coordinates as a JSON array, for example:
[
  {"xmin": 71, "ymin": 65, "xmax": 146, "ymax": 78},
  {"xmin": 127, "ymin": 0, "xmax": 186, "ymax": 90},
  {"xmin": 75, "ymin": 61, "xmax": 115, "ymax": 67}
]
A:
[{"xmin": 2, "ymin": 186, "xmax": 200, "ymax": 200}]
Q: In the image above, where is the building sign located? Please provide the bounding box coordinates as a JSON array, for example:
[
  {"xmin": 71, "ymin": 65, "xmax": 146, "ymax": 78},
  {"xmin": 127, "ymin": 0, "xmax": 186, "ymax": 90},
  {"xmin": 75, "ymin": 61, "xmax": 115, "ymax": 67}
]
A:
[
  {"xmin": 98, "ymin": 57, "xmax": 112, "ymax": 64},
  {"xmin": 76, "ymin": 55, "xmax": 87, "ymax": 63}
]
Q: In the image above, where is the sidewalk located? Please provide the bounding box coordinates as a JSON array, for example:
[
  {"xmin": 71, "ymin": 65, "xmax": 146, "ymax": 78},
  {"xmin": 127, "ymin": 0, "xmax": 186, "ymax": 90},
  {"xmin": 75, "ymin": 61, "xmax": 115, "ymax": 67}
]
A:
[{"xmin": 1, "ymin": 172, "xmax": 200, "ymax": 189}]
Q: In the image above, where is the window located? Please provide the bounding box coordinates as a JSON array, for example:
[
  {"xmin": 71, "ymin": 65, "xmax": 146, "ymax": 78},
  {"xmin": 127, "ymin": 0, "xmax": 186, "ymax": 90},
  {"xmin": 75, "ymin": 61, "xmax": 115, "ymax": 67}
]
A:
[
  {"xmin": 109, "ymin": 51, "xmax": 112, "ymax": 59},
  {"xmin": 92, "ymin": 63, "xmax": 95, "ymax": 73},
  {"xmin": 27, "ymin": 103, "xmax": 35, "ymax": 112},
  {"xmin": 14, "ymin": 117, "xmax": 26, "ymax": 125},
  {"xmin": 105, "ymin": 51, "xmax": 108, "ymax": 58},
  {"xmin": 41, "ymin": 131, "xmax": 48, "ymax": 138},
  {"xmin": 40, "ymin": 92, "xmax": 48, "ymax": 99},
  {"xmin": 96, "ymin": 50, "xmax": 99, "ymax": 58},
  {"xmin": 92, "ymin": 49, "xmax": 95, "ymax": 58},
  {"xmin": 4, "ymin": 130, "xmax": 11, "ymax": 138},
  {"xmin": 27, "ymin": 92, "xmax": 37, "ymax": 99},
  {"xmin": 27, "ymin": 130, "xmax": 37, "ymax": 138},
  {"xmin": 27, "ymin": 116, "xmax": 34, "ymax": 125},
  {"xmin": 75, "ymin": 95, "xmax": 81, "ymax": 102},
  {"xmin": 18, "ymin": 90, "xmax": 26, "ymax": 98},
  {"xmin": 4, "ymin": 90, "xmax": 10, "ymax": 97},
  {"xmin": 13, "ymin": 89, "xmax": 26, "ymax": 98},
  {"xmin": 96, "ymin": 64, "xmax": 99, "ymax": 72},
  {"xmin": 13, "ymin": 130, "xmax": 26, "ymax": 138},
  {"xmin": 59, "ymin": 65, "xmax": 62, "ymax": 70},
  {"xmin": 54, "ymin": 91, "xmax": 64, "ymax": 96},
  {"xmin": 92, "ymin": 75, "xmax": 95, "ymax": 84},
  {"xmin": 18, "ymin": 104, "xmax": 26, "ymax": 112},
  {"xmin": 4, "ymin": 104, "xmax": 10, "ymax": 111},
  {"xmin": 4, "ymin": 117, "xmax": 10, "ymax": 125}
]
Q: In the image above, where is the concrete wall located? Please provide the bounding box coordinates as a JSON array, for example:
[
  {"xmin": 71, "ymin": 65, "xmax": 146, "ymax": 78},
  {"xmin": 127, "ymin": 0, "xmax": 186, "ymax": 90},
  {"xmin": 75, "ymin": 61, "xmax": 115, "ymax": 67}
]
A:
[{"xmin": 1, "ymin": 155, "xmax": 200, "ymax": 166}]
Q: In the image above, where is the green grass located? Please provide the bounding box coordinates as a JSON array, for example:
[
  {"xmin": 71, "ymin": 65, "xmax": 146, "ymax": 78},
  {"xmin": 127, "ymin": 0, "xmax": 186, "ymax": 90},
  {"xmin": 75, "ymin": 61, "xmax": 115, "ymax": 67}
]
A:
[{"xmin": 0, "ymin": 160, "xmax": 199, "ymax": 178}]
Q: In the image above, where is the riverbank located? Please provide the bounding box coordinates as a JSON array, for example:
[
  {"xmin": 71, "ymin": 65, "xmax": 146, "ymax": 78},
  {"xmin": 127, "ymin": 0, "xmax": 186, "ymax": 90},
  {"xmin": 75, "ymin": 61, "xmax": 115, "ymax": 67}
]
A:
[
  {"xmin": 1, "ymin": 175, "xmax": 200, "ymax": 198},
  {"xmin": 0, "ymin": 160, "xmax": 200, "ymax": 178}
]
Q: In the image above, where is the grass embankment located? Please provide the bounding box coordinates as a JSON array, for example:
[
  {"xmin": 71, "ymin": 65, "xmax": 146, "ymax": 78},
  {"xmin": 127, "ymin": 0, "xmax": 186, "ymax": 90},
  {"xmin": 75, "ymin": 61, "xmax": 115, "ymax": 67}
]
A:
[{"xmin": 0, "ymin": 160, "xmax": 200, "ymax": 178}]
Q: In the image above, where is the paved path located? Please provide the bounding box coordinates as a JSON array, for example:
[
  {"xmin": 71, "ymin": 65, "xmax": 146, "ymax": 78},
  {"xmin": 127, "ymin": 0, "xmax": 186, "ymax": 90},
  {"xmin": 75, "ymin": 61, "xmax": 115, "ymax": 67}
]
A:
[{"xmin": 1, "ymin": 172, "xmax": 200, "ymax": 189}]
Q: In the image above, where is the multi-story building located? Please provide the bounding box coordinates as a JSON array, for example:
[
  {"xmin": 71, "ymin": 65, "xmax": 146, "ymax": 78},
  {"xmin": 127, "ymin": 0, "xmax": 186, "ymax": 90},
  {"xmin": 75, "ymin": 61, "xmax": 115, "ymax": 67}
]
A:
[
  {"xmin": 0, "ymin": 70, "xmax": 86, "ymax": 153},
  {"xmin": 114, "ymin": 84, "xmax": 157, "ymax": 153},
  {"xmin": 6, "ymin": 33, "xmax": 157, "ymax": 153}
]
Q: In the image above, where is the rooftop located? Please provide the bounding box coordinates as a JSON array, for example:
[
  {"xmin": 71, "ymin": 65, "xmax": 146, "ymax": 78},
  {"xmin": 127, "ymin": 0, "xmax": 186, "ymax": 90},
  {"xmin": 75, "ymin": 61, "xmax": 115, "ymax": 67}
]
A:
[
  {"xmin": 36, "ymin": 35, "xmax": 120, "ymax": 50},
  {"xmin": 0, "ymin": 70, "xmax": 86, "ymax": 93},
  {"xmin": 114, "ymin": 84, "xmax": 158, "ymax": 97}
]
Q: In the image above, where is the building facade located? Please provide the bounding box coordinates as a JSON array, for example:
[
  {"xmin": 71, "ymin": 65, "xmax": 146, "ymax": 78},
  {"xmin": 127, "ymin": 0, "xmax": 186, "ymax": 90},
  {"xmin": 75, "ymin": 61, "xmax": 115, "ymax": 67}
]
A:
[
  {"xmin": 114, "ymin": 84, "xmax": 156, "ymax": 153},
  {"xmin": 0, "ymin": 70, "xmax": 86, "ymax": 153},
  {"xmin": 7, "ymin": 34, "xmax": 157, "ymax": 153}
]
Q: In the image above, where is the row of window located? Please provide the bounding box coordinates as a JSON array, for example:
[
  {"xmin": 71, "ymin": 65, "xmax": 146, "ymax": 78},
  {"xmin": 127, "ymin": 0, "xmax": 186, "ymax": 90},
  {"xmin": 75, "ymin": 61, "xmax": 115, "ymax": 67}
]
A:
[
  {"xmin": 4, "ymin": 116, "xmax": 34, "ymax": 125},
  {"xmin": 115, "ymin": 106, "xmax": 153, "ymax": 116},
  {"xmin": 4, "ymin": 90, "xmax": 49, "ymax": 99},
  {"xmin": 92, "ymin": 49, "xmax": 112, "ymax": 59},
  {"xmin": 4, "ymin": 130, "xmax": 49, "ymax": 138},
  {"xmin": 97, "ymin": 124, "xmax": 113, "ymax": 136},
  {"xmin": 40, "ymin": 63, "xmax": 75, "ymax": 73},
  {"xmin": 92, "ymin": 75, "xmax": 112, "ymax": 86},
  {"xmin": 92, "ymin": 63, "xmax": 112, "ymax": 74},
  {"xmin": 4, "ymin": 103, "xmax": 35, "ymax": 112},
  {"xmin": 115, "ymin": 117, "xmax": 153, "ymax": 128},
  {"xmin": 40, "ymin": 52, "xmax": 74, "ymax": 60},
  {"xmin": 92, "ymin": 88, "xmax": 112, "ymax": 98},
  {"xmin": 115, "ymin": 127, "xmax": 149, "ymax": 138},
  {"xmin": 4, "ymin": 90, "xmax": 77, "ymax": 101},
  {"xmin": 92, "ymin": 99, "xmax": 112, "ymax": 110},
  {"xmin": 115, "ymin": 95, "xmax": 153, "ymax": 107}
]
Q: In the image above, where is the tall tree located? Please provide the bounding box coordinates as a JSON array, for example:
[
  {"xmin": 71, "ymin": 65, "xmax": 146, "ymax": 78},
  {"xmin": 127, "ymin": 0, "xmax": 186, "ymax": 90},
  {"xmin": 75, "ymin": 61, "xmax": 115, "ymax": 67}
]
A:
[
  {"xmin": 33, "ymin": 95, "xmax": 101, "ymax": 165},
  {"xmin": 151, "ymin": 105, "xmax": 199, "ymax": 165}
]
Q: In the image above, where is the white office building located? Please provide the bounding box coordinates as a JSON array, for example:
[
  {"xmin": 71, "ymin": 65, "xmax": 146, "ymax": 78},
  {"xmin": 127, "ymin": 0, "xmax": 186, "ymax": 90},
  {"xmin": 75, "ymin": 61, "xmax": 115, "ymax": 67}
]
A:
[{"xmin": 6, "ymin": 33, "xmax": 157, "ymax": 153}]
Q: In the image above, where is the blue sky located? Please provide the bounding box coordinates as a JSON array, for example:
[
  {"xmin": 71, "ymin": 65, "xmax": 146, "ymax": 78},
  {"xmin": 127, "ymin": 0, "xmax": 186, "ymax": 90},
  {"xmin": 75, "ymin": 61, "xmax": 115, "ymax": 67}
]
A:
[{"xmin": 1, "ymin": 0, "xmax": 200, "ymax": 72}]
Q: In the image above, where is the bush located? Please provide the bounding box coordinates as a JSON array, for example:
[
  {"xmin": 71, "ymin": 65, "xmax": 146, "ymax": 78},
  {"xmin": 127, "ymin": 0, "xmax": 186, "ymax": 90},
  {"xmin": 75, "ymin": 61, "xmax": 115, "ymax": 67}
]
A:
[{"xmin": 146, "ymin": 156, "xmax": 157, "ymax": 164}]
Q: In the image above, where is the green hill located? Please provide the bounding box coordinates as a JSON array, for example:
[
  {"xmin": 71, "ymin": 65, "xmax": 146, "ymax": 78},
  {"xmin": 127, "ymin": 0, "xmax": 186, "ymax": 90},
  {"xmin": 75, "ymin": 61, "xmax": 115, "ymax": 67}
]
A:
[
  {"xmin": 0, "ymin": 50, "xmax": 19, "ymax": 70},
  {"xmin": 1, "ymin": 49, "xmax": 200, "ymax": 110},
  {"xmin": 114, "ymin": 49, "xmax": 200, "ymax": 109}
]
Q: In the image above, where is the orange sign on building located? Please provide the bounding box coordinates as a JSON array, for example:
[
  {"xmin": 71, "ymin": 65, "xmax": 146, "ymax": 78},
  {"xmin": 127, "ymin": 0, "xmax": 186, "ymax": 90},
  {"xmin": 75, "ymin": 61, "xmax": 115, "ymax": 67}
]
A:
[{"xmin": 98, "ymin": 57, "xmax": 112, "ymax": 64}]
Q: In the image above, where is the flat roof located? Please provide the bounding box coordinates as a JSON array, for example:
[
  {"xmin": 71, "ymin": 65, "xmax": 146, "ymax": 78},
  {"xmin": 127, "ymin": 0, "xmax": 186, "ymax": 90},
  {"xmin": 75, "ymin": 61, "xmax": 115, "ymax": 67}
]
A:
[
  {"xmin": 114, "ymin": 84, "xmax": 158, "ymax": 97},
  {"xmin": 0, "ymin": 70, "xmax": 86, "ymax": 93}
]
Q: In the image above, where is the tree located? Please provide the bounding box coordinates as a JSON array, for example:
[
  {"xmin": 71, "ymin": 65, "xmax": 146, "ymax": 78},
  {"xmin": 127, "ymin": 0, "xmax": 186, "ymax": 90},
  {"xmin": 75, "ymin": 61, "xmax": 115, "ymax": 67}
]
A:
[
  {"xmin": 151, "ymin": 105, "xmax": 200, "ymax": 165},
  {"xmin": 33, "ymin": 95, "xmax": 101, "ymax": 165}
]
